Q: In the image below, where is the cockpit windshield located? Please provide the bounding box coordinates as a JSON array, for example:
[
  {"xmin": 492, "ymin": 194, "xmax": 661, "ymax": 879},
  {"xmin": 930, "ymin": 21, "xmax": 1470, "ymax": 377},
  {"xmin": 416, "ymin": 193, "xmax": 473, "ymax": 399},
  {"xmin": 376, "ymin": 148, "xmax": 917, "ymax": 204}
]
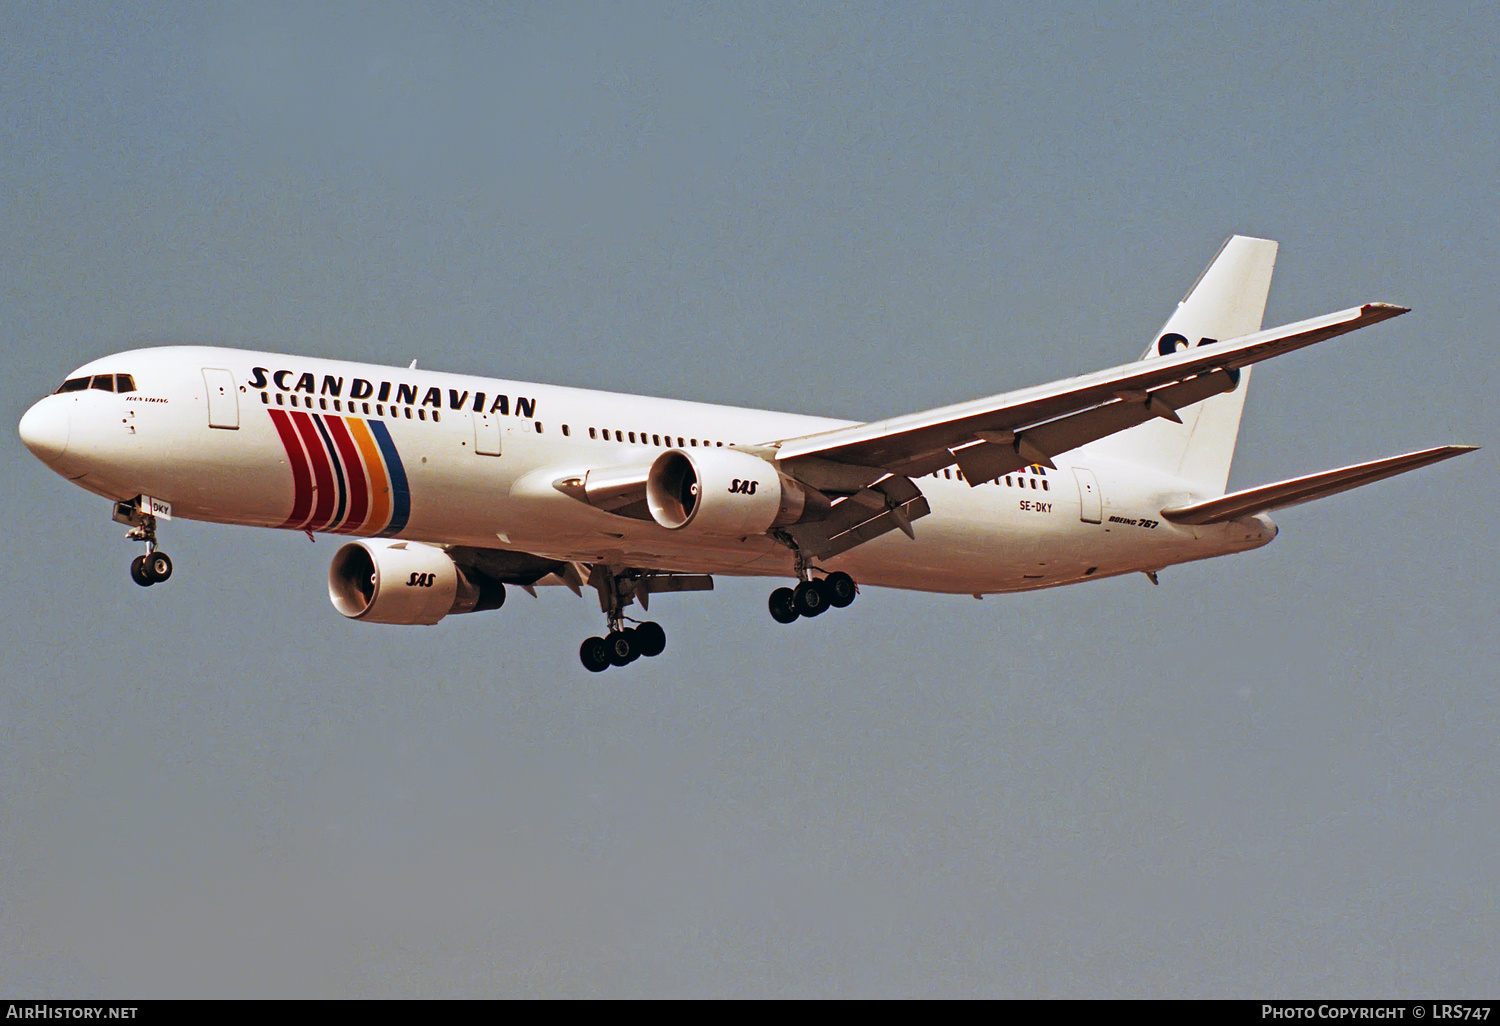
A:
[{"xmin": 55, "ymin": 373, "xmax": 136, "ymax": 394}]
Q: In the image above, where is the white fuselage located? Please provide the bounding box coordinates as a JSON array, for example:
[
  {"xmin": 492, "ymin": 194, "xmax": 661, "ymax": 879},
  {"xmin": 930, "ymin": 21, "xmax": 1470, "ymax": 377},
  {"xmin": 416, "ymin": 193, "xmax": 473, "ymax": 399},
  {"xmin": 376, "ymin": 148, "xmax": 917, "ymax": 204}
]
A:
[{"xmin": 20, "ymin": 346, "xmax": 1275, "ymax": 594}]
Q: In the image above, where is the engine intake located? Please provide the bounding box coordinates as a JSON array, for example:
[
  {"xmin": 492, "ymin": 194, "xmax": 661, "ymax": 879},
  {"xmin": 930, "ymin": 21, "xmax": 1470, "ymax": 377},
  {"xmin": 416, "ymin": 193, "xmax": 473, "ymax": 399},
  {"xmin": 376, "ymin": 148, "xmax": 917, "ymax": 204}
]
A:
[
  {"xmin": 329, "ymin": 540, "xmax": 505, "ymax": 625},
  {"xmin": 646, "ymin": 449, "xmax": 828, "ymax": 535}
]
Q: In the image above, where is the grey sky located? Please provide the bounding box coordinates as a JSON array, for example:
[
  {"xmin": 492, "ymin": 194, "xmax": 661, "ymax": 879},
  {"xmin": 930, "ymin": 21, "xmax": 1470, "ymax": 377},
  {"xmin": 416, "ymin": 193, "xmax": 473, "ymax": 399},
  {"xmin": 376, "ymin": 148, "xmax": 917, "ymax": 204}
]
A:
[{"xmin": 1, "ymin": 1, "xmax": 1495, "ymax": 996}]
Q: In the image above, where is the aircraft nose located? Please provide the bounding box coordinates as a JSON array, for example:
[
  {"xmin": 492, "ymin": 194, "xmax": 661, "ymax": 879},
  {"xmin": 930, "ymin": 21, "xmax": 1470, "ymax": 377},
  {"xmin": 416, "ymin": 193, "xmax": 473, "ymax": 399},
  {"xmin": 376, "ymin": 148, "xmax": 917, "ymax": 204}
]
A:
[{"xmin": 18, "ymin": 399, "xmax": 70, "ymax": 465}]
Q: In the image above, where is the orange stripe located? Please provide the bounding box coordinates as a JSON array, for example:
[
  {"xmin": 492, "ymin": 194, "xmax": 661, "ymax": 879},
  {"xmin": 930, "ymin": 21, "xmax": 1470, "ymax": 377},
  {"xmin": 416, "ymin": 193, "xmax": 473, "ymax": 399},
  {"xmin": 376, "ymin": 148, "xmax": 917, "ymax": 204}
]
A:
[{"xmin": 345, "ymin": 417, "xmax": 391, "ymax": 533}]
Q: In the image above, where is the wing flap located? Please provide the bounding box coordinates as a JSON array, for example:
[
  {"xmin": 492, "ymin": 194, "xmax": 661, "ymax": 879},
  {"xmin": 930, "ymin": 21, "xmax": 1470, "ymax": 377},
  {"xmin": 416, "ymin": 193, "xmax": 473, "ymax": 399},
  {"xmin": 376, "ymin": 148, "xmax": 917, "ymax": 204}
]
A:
[
  {"xmin": 776, "ymin": 303, "xmax": 1407, "ymax": 479},
  {"xmin": 1160, "ymin": 445, "xmax": 1476, "ymax": 525},
  {"xmin": 783, "ymin": 495, "xmax": 932, "ymax": 559}
]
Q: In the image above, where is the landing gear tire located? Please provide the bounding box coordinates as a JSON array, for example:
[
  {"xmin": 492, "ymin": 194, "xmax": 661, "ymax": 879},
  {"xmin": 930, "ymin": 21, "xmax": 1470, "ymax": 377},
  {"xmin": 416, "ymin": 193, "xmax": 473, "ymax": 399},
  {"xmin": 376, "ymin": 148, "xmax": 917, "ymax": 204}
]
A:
[
  {"xmin": 793, "ymin": 580, "xmax": 828, "ymax": 618},
  {"xmin": 130, "ymin": 555, "xmax": 154, "ymax": 587},
  {"xmin": 580, "ymin": 636, "xmax": 611, "ymax": 673},
  {"xmin": 824, "ymin": 571, "xmax": 856, "ymax": 608},
  {"xmin": 145, "ymin": 551, "xmax": 173, "ymax": 583},
  {"xmin": 606, "ymin": 630, "xmax": 637, "ymax": 666},
  {"xmin": 769, "ymin": 587, "xmax": 799, "ymax": 624},
  {"xmin": 635, "ymin": 621, "xmax": 667, "ymax": 658},
  {"xmin": 622, "ymin": 628, "xmax": 643, "ymax": 663}
]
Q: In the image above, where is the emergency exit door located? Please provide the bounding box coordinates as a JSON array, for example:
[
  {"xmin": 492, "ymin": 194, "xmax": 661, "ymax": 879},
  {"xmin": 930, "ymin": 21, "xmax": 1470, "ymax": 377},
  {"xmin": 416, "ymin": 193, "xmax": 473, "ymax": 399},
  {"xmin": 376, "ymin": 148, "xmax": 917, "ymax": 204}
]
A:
[
  {"xmin": 1073, "ymin": 467, "xmax": 1102, "ymax": 524},
  {"xmin": 474, "ymin": 412, "xmax": 502, "ymax": 455}
]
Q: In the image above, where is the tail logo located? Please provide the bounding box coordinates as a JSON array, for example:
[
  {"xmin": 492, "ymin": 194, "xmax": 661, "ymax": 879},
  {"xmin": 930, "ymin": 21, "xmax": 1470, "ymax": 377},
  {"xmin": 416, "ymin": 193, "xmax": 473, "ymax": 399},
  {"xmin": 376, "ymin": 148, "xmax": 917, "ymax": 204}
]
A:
[{"xmin": 1157, "ymin": 332, "xmax": 1219, "ymax": 356}]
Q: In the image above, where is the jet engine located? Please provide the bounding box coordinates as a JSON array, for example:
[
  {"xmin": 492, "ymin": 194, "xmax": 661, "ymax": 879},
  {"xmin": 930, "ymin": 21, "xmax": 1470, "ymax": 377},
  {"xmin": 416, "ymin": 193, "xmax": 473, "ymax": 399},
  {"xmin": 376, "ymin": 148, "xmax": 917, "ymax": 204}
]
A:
[
  {"xmin": 646, "ymin": 448, "xmax": 829, "ymax": 535},
  {"xmin": 328, "ymin": 539, "xmax": 506, "ymax": 625}
]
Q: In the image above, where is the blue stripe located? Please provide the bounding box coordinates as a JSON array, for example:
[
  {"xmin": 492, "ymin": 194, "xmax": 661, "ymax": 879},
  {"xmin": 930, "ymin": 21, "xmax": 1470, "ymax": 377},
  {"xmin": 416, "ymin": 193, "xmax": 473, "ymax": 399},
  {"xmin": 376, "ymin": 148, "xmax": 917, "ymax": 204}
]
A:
[{"xmin": 367, "ymin": 419, "xmax": 411, "ymax": 537}]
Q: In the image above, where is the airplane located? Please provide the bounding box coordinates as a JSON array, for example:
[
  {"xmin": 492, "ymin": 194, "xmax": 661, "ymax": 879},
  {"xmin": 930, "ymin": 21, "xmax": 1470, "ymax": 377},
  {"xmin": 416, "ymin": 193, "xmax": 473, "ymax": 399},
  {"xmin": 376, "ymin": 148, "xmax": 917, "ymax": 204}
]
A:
[{"xmin": 17, "ymin": 236, "xmax": 1475, "ymax": 671}]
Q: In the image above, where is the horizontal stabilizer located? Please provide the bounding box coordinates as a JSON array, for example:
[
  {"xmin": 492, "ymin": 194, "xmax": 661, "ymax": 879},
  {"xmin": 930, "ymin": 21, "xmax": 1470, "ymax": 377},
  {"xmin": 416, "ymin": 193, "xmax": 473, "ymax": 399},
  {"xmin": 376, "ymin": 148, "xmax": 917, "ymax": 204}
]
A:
[{"xmin": 1160, "ymin": 445, "xmax": 1477, "ymax": 525}]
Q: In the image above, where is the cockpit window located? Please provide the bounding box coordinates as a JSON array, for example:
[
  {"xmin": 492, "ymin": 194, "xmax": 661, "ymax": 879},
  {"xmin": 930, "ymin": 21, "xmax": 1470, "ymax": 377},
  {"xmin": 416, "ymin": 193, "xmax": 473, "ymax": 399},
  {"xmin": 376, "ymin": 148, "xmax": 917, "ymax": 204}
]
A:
[{"xmin": 54, "ymin": 373, "xmax": 136, "ymax": 394}]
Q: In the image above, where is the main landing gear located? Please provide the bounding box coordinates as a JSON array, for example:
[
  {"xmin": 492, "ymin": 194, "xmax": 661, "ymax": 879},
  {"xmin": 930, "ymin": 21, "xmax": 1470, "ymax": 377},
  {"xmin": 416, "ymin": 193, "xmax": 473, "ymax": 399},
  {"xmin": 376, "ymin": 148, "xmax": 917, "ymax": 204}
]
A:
[
  {"xmin": 580, "ymin": 620, "xmax": 667, "ymax": 673},
  {"xmin": 768, "ymin": 570, "xmax": 857, "ymax": 624},
  {"xmin": 113, "ymin": 499, "xmax": 173, "ymax": 588},
  {"xmin": 579, "ymin": 566, "xmax": 668, "ymax": 673}
]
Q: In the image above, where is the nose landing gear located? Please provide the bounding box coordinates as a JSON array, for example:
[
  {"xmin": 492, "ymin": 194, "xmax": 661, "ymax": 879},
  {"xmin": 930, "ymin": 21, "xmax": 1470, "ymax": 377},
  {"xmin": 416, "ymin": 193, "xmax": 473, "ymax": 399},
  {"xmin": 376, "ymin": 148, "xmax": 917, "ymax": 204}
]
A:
[
  {"xmin": 113, "ymin": 498, "xmax": 173, "ymax": 588},
  {"xmin": 129, "ymin": 550, "xmax": 173, "ymax": 587}
]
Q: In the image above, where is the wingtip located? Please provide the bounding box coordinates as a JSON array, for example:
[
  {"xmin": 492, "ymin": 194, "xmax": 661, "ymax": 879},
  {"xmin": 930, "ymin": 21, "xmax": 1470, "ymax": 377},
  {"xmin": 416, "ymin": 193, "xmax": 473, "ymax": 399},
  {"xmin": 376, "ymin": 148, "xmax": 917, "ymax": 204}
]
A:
[
  {"xmin": 1362, "ymin": 302, "xmax": 1411, "ymax": 319},
  {"xmin": 1419, "ymin": 444, "xmax": 1479, "ymax": 465}
]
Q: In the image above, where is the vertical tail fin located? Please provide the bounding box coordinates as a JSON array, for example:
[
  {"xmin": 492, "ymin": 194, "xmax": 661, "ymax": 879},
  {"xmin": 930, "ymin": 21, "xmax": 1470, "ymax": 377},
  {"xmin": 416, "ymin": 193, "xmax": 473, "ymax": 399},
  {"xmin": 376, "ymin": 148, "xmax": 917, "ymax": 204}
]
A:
[{"xmin": 1090, "ymin": 235, "xmax": 1278, "ymax": 495}]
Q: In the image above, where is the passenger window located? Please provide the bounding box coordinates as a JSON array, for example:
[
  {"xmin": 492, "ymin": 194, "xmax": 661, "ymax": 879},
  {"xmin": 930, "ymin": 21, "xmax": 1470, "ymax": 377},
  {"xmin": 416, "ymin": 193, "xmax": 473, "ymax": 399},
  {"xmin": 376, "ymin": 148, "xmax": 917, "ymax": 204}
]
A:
[
  {"xmin": 418, "ymin": 408, "xmax": 426, "ymax": 420},
  {"xmin": 562, "ymin": 425, "xmax": 570, "ymax": 437},
  {"xmin": 629, "ymin": 432, "xmax": 636, "ymax": 443},
  {"xmin": 652, "ymin": 434, "xmax": 660, "ymax": 446},
  {"xmin": 535, "ymin": 421, "xmax": 543, "ymax": 433},
  {"xmin": 433, "ymin": 410, "xmax": 440, "ymax": 423},
  {"xmin": 589, "ymin": 427, "xmax": 597, "ymax": 439}
]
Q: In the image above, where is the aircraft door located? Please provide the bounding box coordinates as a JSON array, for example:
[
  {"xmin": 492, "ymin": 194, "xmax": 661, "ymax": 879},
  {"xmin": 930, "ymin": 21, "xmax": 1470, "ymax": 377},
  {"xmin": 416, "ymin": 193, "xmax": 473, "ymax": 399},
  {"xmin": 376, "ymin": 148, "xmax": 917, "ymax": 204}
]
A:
[
  {"xmin": 203, "ymin": 368, "xmax": 239, "ymax": 429},
  {"xmin": 1073, "ymin": 467, "xmax": 1102, "ymax": 523},
  {"xmin": 474, "ymin": 412, "xmax": 502, "ymax": 456}
]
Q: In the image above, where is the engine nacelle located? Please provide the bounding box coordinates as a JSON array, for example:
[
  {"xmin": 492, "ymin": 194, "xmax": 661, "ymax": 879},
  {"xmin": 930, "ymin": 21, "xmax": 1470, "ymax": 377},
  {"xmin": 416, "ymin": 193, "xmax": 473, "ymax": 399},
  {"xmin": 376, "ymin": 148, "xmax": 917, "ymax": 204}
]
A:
[
  {"xmin": 646, "ymin": 448, "xmax": 828, "ymax": 535},
  {"xmin": 328, "ymin": 539, "xmax": 505, "ymax": 625}
]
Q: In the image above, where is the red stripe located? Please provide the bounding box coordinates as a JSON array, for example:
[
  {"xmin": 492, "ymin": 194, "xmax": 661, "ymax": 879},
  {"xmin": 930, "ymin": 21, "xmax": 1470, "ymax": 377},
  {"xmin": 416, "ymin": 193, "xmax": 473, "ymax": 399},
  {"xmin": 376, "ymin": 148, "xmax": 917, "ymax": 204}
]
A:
[
  {"xmin": 324, "ymin": 416, "xmax": 369, "ymax": 533},
  {"xmin": 269, "ymin": 409, "xmax": 313, "ymax": 529},
  {"xmin": 291, "ymin": 411, "xmax": 337, "ymax": 531}
]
